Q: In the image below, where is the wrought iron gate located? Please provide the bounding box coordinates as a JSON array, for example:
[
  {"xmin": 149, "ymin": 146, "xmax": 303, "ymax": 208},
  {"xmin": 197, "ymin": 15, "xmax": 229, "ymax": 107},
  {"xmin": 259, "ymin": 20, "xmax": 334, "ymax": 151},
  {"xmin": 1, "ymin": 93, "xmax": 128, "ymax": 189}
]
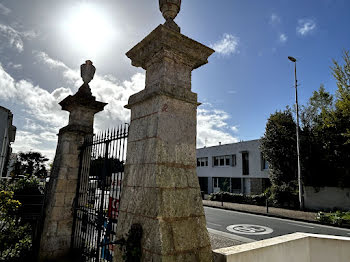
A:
[{"xmin": 72, "ymin": 125, "xmax": 128, "ymax": 261}]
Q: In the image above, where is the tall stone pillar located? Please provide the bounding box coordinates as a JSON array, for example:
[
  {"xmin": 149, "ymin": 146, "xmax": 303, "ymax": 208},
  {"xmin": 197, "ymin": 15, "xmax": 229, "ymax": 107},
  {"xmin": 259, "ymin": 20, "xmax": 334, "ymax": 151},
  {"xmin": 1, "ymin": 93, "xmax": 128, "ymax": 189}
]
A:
[
  {"xmin": 39, "ymin": 62, "xmax": 106, "ymax": 261},
  {"xmin": 115, "ymin": 21, "xmax": 214, "ymax": 262}
]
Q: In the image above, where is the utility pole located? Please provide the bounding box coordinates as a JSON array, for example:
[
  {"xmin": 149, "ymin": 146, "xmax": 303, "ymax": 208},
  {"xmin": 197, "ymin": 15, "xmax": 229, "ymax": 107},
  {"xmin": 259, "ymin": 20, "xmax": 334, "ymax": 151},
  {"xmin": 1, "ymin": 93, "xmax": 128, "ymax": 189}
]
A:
[{"xmin": 288, "ymin": 56, "xmax": 304, "ymax": 210}]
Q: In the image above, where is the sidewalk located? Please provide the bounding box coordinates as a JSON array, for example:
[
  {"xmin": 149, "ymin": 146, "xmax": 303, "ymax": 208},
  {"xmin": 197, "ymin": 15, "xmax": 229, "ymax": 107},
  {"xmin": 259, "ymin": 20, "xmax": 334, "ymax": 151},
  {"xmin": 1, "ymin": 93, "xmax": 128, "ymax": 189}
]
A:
[{"xmin": 203, "ymin": 200, "xmax": 317, "ymax": 222}]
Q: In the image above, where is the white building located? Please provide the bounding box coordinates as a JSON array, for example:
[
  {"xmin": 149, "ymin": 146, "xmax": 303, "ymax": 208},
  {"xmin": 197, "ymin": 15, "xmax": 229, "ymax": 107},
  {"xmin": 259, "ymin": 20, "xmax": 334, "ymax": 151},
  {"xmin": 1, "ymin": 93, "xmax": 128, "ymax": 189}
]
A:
[
  {"xmin": 196, "ymin": 139, "xmax": 270, "ymax": 195},
  {"xmin": 0, "ymin": 106, "xmax": 16, "ymax": 178}
]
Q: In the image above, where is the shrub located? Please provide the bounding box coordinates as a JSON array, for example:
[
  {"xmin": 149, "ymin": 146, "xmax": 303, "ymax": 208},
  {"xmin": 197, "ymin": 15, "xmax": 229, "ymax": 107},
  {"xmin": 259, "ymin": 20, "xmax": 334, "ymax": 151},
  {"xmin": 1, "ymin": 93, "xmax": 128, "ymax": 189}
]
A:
[
  {"xmin": 316, "ymin": 211, "xmax": 350, "ymax": 226},
  {"xmin": 0, "ymin": 190, "xmax": 32, "ymax": 261},
  {"xmin": 209, "ymin": 191, "xmax": 266, "ymax": 206}
]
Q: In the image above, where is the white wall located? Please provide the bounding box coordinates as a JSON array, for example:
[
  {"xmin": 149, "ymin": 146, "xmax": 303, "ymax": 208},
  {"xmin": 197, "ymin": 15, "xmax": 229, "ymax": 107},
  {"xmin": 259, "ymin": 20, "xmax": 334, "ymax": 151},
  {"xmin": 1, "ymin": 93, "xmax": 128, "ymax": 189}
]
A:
[
  {"xmin": 304, "ymin": 186, "xmax": 350, "ymax": 211},
  {"xmin": 213, "ymin": 233, "xmax": 350, "ymax": 262},
  {"xmin": 196, "ymin": 140, "xmax": 269, "ymax": 194}
]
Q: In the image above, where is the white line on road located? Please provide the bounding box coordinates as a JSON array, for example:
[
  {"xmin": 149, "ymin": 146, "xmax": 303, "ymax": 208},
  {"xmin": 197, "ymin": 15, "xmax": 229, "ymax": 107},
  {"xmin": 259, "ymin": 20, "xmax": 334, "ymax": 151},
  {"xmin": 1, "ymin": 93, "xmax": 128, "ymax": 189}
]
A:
[
  {"xmin": 207, "ymin": 228, "xmax": 255, "ymax": 243},
  {"xmin": 204, "ymin": 207, "xmax": 350, "ymax": 233},
  {"xmin": 207, "ymin": 222, "xmax": 222, "ymax": 227},
  {"xmin": 287, "ymin": 222, "xmax": 314, "ymax": 229}
]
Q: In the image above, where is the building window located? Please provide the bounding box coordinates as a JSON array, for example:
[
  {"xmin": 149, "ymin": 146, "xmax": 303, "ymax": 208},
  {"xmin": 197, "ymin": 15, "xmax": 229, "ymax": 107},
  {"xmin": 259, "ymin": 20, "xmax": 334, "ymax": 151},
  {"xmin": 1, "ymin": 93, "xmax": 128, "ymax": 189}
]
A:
[
  {"xmin": 213, "ymin": 155, "xmax": 235, "ymax": 167},
  {"xmin": 232, "ymin": 155, "xmax": 236, "ymax": 166},
  {"xmin": 261, "ymin": 153, "xmax": 269, "ymax": 170},
  {"xmin": 242, "ymin": 152, "xmax": 249, "ymax": 175},
  {"xmin": 197, "ymin": 157, "xmax": 208, "ymax": 167}
]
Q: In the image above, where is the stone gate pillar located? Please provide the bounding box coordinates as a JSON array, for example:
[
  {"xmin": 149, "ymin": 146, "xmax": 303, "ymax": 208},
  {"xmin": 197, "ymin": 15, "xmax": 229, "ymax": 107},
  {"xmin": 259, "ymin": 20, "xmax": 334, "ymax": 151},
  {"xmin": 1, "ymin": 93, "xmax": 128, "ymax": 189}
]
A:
[
  {"xmin": 114, "ymin": 9, "xmax": 215, "ymax": 262},
  {"xmin": 38, "ymin": 62, "xmax": 106, "ymax": 261}
]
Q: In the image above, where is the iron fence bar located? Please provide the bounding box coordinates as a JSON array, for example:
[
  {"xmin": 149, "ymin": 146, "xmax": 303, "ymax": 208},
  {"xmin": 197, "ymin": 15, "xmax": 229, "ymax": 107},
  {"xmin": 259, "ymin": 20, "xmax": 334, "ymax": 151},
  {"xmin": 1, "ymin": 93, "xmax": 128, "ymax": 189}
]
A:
[{"xmin": 96, "ymin": 138, "xmax": 109, "ymax": 261}]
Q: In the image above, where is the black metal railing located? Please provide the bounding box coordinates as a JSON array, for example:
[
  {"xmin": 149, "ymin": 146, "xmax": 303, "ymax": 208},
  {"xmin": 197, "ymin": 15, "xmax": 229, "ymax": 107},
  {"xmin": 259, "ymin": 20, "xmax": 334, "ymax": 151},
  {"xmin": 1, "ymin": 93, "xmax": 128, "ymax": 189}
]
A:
[{"xmin": 72, "ymin": 125, "xmax": 128, "ymax": 262}]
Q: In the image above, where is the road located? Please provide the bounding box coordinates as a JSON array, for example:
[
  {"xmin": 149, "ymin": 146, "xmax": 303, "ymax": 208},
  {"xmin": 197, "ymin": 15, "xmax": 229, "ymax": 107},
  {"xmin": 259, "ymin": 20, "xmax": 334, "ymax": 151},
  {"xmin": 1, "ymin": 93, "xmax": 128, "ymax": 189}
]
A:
[{"xmin": 204, "ymin": 206, "xmax": 350, "ymax": 242}]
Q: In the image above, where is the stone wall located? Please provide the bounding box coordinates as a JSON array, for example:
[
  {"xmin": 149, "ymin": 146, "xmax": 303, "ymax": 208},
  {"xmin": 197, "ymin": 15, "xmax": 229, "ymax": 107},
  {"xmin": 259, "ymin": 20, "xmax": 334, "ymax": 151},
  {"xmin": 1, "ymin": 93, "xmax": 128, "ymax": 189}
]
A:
[{"xmin": 304, "ymin": 186, "xmax": 350, "ymax": 211}]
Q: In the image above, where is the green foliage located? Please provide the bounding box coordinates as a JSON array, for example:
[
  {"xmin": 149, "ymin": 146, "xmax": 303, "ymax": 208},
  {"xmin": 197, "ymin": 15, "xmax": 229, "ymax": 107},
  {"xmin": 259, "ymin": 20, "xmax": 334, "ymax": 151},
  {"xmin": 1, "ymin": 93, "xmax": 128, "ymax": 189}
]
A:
[
  {"xmin": 0, "ymin": 190, "xmax": 32, "ymax": 261},
  {"xmin": 261, "ymin": 50, "xmax": 350, "ymax": 201},
  {"xmin": 316, "ymin": 211, "xmax": 350, "ymax": 226},
  {"xmin": 268, "ymin": 183, "xmax": 299, "ymax": 208},
  {"xmin": 12, "ymin": 151, "xmax": 49, "ymax": 179},
  {"xmin": 260, "ymin": 108, "xmax": 298, "ymax": 187},
  {"xmin": 209, "ymin": 192, "xmax": 267, "ymax": 206},
  {"xmin": 0, "ymin": 175, "xmax": 41, "ymax": 195}
]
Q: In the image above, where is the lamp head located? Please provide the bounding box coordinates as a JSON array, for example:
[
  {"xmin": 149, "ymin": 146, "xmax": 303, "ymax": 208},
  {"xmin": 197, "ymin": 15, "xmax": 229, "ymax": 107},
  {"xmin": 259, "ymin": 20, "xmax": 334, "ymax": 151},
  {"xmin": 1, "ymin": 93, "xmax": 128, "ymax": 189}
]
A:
[{"xmin": 288, "ymin": 56, "xmax": 297, "ymax": 62}]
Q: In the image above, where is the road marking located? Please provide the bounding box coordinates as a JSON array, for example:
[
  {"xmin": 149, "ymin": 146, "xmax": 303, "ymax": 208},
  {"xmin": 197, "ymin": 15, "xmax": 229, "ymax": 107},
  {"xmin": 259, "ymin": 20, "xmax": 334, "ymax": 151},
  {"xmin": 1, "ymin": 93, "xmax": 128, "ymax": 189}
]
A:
[
  {"xmin": 207, "ymin": 228, "xmax": 255, "ymax": 243},
  {"xmin": 204, "ymin": 207, "xmax": 350, "ymax": 233},
  {"xmin": 227, "ymin": 224, "xmax": 273, "ymax": 235},
  {"xmin": 287, "ymin": 222, "xmax": 314, "ymax": 229},
  {"xmin": 207, "ymin": 222, "xmax": 222, "ymax": 227}
]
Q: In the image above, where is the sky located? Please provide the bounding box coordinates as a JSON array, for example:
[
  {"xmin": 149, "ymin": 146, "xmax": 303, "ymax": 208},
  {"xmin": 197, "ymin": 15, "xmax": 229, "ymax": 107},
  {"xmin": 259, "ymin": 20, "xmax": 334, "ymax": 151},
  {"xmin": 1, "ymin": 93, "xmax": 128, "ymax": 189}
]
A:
[{"xmin": 0, "ymin": 0, "xmax": 350, "ymax": 161}]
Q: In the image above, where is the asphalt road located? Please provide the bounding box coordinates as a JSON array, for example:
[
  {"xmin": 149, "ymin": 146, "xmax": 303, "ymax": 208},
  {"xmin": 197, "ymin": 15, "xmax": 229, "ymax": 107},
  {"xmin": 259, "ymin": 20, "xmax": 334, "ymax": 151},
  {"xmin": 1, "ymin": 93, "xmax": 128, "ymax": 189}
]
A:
[{"xmin": 204, "ymin": 206, "xmax": 350, "ymax": 242}]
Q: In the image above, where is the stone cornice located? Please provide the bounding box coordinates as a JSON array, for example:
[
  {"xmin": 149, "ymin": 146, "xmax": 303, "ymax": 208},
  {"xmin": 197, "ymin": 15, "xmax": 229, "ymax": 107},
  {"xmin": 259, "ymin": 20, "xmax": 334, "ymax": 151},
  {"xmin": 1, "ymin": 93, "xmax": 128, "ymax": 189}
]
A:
[{"xmin": 126, "ymin": 24, "xmax": 214, "ymax": 70}]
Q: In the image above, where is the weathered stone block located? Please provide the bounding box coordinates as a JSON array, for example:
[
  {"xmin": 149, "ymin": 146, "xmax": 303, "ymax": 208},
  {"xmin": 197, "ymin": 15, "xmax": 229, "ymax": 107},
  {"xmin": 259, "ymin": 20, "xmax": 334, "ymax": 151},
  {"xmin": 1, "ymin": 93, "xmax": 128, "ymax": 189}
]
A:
[
  {"xmin": 170, "ymin": 216, "xmax": 210, "ymax": 252},
  {"xmin": 45, "ymin": 221, "xmax": 58, "ymax": 237},
  {"xmin": 57, "ymin": 220, "xmax": 73, "ymax": 237},
  {"xmin": 66, "ymin": 179, "xmax": 78, "ymax": 193},
  {"xmin": 64, "ymin": 192, "xmax": 75, "ymax": 205},
  {"xmin": 54, "ymin": 193, "xmax": 66, "ymax": 207},
  {"xmin": 159, "ymin": 188, "xmax": 204, "ymax": 218}
]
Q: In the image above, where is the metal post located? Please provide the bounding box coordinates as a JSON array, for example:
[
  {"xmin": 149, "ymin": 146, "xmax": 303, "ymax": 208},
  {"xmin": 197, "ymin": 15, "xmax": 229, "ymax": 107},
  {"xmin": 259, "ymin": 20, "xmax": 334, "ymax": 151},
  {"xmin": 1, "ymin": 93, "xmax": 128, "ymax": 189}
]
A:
[
  {"xmin": 291, "ymin": 59, "xmax": 304, "ymax": 210},
  {"xmin": 266, "ymin": 198, "xmax": 269, "ymax": 213}
]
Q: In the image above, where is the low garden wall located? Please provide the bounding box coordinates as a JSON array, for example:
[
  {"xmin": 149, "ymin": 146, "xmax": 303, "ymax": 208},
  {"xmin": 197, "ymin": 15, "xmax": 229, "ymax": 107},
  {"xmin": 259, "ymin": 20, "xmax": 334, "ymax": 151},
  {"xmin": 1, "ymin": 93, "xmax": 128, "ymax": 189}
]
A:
[{"xmin": 304, "ymin": 186, "xmax": 350, "ymax": 211}]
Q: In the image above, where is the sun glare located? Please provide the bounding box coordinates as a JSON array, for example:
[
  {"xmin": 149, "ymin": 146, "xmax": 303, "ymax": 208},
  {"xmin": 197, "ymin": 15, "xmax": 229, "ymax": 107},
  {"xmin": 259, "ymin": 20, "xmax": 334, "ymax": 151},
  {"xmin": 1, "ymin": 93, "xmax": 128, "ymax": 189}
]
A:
[{"xmin": 62, "ymin": 4, "xmax": 116, "ymax": 57}]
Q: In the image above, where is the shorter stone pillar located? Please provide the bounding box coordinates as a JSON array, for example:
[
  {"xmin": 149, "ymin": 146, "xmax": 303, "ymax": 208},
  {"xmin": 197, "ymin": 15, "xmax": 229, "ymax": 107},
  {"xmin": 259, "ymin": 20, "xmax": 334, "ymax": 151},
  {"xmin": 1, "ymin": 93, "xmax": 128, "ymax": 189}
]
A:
[{"xmin": 38, "ymin": 84, "xmax": 106, "ymax": 261}]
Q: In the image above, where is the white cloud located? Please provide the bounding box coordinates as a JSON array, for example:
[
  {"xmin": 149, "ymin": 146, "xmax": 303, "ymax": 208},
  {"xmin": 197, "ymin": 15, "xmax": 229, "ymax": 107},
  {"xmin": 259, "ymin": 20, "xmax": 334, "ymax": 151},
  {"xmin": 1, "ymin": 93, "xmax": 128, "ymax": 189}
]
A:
[
  {"xmin": 197, "ymin": 106, "xmax": 239, "ymax": 148},
  {"xmin": 1, "ymin": 53, "xmax": 145, "ymax": 160},
  {"xmin": 270, "ymin": 13, "xmax": 281, "ymax": 25},
  {"xmin": 227, "ymin": 90, "xmax": 237, "ymax": 95},
  {"xmin": 210, "ymin": 33, "xmax": 239, "ymax": 56},
  {"xmin": 7, "ymin": 62, "xmax": 22, "ymax": 70},
  {"xmin": 34, "ymin": 51, "xmax": 145, "ymax": 130},
  {"xmin": 11, "ymin": 131, "xmax": 57, "ymax": 161},
  {"xmin": 297, "ymin": 19, "xmax": 316, "ymax": 36},
  {"xmin": 2, "ymin": 52, "xmax": 239, "ymax": 159},
  {"xmin": 0, "ymin": 3, "xmax": 11, "ymax": 15},
  {"xmin": 34, "ymin": 51, "xmax": 69, "ymax": 70},
  {"xmin": 0, "ymin": 24, "xmax": 37, "ymax": 52},
  {"xmin": 231, "ymin": 126, "xmax": 239, "ymax": 133},
  {"xmin": 279, "ymin": 33, "xmax": 288, "ymax": 43}
]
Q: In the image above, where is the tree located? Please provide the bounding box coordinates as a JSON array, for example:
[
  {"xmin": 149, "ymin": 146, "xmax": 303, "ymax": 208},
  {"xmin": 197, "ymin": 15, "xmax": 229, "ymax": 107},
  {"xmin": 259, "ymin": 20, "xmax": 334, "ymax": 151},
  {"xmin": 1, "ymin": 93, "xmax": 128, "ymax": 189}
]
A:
[
  {"xmin": 260, "ymin": 108, "xmax": 299, "ymax": 207},
  {"xmin": 300, "ymin": 86, "xmax": 335, "ymax": 187},
  {"xmin": 329, "ymin": 50, "xmax": 350, "ymax": 186},
  {"xmin": 12, "ymin": 152, "xmax": 49, "ymax": 179}
]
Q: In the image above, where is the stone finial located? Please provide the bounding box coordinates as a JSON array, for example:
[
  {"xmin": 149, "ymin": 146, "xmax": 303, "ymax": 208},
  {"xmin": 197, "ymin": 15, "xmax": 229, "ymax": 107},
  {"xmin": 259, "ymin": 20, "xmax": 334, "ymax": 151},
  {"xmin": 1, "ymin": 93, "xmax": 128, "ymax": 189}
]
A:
[
  {"xmin": 159, "ymin": 0, "xmax": 181, "ymax": 32},
  {"xmin": 80, "ymin": 60, "xmax": 96, "ymax": 84}
]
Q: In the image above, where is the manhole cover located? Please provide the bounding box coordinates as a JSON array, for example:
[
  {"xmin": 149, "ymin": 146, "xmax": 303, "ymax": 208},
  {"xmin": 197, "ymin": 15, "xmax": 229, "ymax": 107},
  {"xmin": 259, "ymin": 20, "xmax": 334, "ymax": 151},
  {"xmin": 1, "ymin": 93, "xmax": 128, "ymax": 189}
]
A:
[{"xmin": 226, "ymin": 224, "xmax": 273, "ymax": 235}]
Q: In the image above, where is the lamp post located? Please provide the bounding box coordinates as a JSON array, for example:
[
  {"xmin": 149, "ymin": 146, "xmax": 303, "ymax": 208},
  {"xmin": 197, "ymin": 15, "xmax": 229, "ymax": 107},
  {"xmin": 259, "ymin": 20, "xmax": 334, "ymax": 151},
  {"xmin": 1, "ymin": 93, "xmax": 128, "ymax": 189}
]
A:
[{"xmin": 288, "ymin": 56, "xmax": 304, "ymax": 210}]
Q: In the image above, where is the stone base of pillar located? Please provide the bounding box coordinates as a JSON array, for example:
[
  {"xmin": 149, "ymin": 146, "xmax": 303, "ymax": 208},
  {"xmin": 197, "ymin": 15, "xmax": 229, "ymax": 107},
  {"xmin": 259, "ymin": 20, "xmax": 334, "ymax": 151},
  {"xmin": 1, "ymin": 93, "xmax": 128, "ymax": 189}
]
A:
[{"xmin": 115, "ymin": 94, "xmax": 212, "ymax": 261}]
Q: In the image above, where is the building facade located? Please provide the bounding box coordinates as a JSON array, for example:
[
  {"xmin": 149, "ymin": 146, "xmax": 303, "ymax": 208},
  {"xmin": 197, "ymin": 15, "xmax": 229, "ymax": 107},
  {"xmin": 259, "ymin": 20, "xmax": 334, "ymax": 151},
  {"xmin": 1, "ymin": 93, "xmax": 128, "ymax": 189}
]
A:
[
  {"xmin": 196, "ymin": 139, "xmax": 270, "ymax": 195},
  {"xmin": 0, "ymin": 106, "xmax": 16, "ymax": 177}
]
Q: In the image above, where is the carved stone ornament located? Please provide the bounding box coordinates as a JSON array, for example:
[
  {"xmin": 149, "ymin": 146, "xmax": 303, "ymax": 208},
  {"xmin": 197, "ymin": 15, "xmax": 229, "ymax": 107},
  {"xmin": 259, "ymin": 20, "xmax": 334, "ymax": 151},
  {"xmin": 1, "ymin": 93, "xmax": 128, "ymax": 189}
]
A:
[
  {"xmin": 159, "ymin": 0, "xmax": 181, "ymax": 32},
  {"xmin": 80, "ymin": 60, "xmax": 96, "ymax": 84}
]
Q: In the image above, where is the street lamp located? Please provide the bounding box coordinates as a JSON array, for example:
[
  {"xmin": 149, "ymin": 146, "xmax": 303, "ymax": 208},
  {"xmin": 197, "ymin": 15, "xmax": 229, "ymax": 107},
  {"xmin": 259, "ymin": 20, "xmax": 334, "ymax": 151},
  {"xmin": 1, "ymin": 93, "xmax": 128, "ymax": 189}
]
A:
[{"xmin": 288, "ymin": 56, "xmax": 304, "ymax": 210}]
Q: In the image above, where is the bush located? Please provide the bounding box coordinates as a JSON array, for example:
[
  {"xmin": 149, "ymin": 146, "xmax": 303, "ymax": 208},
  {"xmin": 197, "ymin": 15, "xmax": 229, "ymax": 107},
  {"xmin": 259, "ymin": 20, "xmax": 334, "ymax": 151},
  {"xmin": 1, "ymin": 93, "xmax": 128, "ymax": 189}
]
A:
[
  {"xmin": 0, "ymin": 176, "xmax": 43, "ymax": 261},
  {"xmin": 209, "ymin": 191, "xmax": 266, "ymax": 206},
  {"xmin": 0, "ymin": 190, "xmax": 32, "ymax": 261},
  {"xmin": 316, "ymin": 211, "xmax": 350, "ymax": 226},
  {"xmin": 268, "ymin": 183, "xmax": 299, "ymax": 209}
]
